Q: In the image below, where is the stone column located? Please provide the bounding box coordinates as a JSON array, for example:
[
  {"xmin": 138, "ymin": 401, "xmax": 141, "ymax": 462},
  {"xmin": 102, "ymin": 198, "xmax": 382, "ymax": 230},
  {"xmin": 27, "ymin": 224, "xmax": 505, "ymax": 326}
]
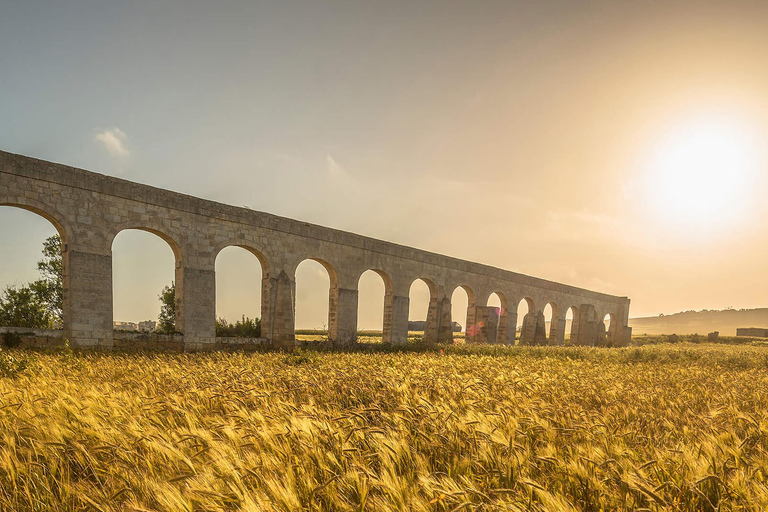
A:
[
  {"xmin": 502, "ymin": 310, "xmax": 517, "ymax": 345},
  {"xmin": 425, "ymin": 296, "xmax": 439, "ymax": 344},
  {"xmin": 62, "ymin": 246, "xmax": 113, "ymax": 348},
  {"xmin": 262, "ymin": 270, "xmax": 295, "ymax": 349},
  {"xmin": 573, "ymin": 304, "xmax": 598, "ymax": 346},
  {"xmin": 329, "ymin": 285, "xmax": 358, "ymax": 344},
  {"xmin": 519, "ymin": 312, "xmax": 536, "ymax": 345},
  {"xmin": 436, "ymin": 295, "xmax": 454, "ymax": 343},
  {"xmin": 533, "ymin": 310, "xmax": 548, "ymax": 345},
  {"xmin": 467, "ymin": 306, "xmax": 499, "ymax": 344},
  {"xmin": 554, "ymin": 317, "xmax": 566, "ymax": 346},
  {"xmin": 383, "ymin": 293, "xmax": 409, "ymax": 345},
  {"xmin": 175, "ymin": 264, "xmax": 216, "ymax": 351}
]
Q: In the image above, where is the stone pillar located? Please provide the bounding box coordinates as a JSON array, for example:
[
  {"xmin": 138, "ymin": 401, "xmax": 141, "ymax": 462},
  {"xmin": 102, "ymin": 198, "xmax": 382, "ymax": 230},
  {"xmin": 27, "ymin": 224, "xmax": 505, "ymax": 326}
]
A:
[
  {"xmin": 262, "ymin": 270, "xmax": 295, "ymax": 349},
  {"xmin": 467, "ymin": 306, "xmax": 499, "ymax": 344},
  {"xmin": 424, "ymin": 296, "xmax": 440, "ymax": 344},
  {"xmin": 175, "ymin": 264, "xmax": 216, "ymax": 351},
  {"xmin": 520, "ymin": 312, "xmax": 536, "ymax": 345},
  {"xmin": 383, "ymin": 294, "xmax": 409, "ymax": 345},
  {"xmin": 554, "ymin": 317, "xmax": 566, "ymax": 346},
  {"xmin": 503, "ymin": 310, "xmax": 517, "ymax": 345},
  {"xmin": 573, "ymin": 304, "xmax": 598, "ymax": 346},
  {"xmin": 596, "ymin": 320, "xmax": 608, "ymax": 347},
  {"xmin": 329, "ymin": 285, "xmax": 358, "ymax": 344},
  {"xmin": 436, "ymin": 296, "xmax": 454, "ymax": 343},
  {"xmin": 615, "ymin": 298, "xmax": 632, "ymax": 346},
  {"xmin": 62, "ymin": 247, "xmax": 113, "ymax": 348},
  {"xmin": 533, "ymin": 310, "xmax": 548, "ymax": 345}
]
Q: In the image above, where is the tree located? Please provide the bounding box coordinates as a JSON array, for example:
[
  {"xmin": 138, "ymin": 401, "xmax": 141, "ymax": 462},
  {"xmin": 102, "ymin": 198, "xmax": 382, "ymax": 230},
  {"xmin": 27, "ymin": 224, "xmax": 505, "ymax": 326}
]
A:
[
  {"xmin": 157, "ymin": 283, "xmax": 176, "ymax": 334},
  {"xmin": 0, "ymin": 234, "xmax": 63, "ymax": 329},
  {"xmin": 0, "ymin": 285, "xmax": 52, "ymax": 328},
  {"xmin": 31, "ymin": 235, "xmax": 63, "ymax": 324}
]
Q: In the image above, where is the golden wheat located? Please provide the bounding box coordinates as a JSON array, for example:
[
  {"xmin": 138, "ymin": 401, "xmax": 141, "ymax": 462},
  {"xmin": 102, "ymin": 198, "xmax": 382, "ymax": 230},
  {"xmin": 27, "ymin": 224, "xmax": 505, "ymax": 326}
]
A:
[{"xmin": 1, "ymin": 343, "xmax": 768, "ymax": 511}]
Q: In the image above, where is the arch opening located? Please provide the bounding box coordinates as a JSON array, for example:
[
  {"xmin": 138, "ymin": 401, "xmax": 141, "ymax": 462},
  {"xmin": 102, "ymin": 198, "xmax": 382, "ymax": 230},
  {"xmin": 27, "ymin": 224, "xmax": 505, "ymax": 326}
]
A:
[
  {"xmin": 565, "ymin": 306, "xmax": 578, "ymax": 344},
  {"xmin": 516, "ymin": 297, "xmax": 534, "ymax": 345},
  {"xmin": 112, "ymin": 229, "xmax": 178, "ymax": 334},
  {"xmin": 0, "ymin": 206, "xmax": 65, "ymax": 330},
  {"xmin": 487, "ymin": 292, "xmax": 505, "ymax": 344},
  {"xmin": 451, "ymin": 285, "xmax": 475, "ymax": 341},
  {"xmin": 544, "ymin": 302, "xmax": 560, "ymax": 344},
  {"xmin": 294, "ymin": 258, "xmax": 334, "ymax": 342},
  {"xmin": 408, "ymin": 278, "xmax": 435, "ymax": 342},
  {"xmin": 357, "ymin": 269, "xmax": 389, "ymax": 343},
  {"xmin": 214, "ymin": 246, "xmax": 266, "ymax": 338}
]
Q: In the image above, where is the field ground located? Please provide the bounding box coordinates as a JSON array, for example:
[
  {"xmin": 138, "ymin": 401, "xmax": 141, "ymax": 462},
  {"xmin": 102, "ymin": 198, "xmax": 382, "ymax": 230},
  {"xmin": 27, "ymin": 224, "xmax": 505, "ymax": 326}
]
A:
[{"xmin": 2, "ymin": 343, "xmax": 768, "ymax": 511}]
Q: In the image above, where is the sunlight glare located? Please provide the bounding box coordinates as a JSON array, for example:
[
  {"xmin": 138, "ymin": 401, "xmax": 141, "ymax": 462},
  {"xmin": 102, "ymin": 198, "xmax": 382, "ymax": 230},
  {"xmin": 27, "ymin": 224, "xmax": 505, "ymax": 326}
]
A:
[{"xmin": 646, "ymin": 119, "xmax": 760, "ymax": 232}]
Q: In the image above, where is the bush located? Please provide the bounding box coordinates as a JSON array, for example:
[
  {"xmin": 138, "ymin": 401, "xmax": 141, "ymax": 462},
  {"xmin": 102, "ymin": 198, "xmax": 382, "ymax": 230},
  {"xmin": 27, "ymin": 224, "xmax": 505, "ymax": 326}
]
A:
[{"xmin": 216, "ymin": 316, "xmax": 261, "ymax": 337}]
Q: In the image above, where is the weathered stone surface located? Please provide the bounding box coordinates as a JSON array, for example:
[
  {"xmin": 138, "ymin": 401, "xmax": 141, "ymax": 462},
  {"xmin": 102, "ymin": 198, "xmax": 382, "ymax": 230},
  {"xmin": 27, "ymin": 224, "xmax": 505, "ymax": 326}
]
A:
[{"xmin": 0, "ymin": 150, "xmax": 633, "ymax": 350}]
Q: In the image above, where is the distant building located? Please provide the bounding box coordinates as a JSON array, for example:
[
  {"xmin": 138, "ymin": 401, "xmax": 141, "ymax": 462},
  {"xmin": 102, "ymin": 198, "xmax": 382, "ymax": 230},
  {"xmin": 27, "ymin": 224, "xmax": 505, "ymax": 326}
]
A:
[
  {"xmin": 736, "ymin": 327, "xmax": 768, "ymax": 337},
  {"xmin": 113, "ymin": 321, "xmax": 138, "ymax": 331},
  {"xmin": 407, "ymin": 321, "xmax": 462, "ymax": 332},
  {"xmin": 139, "ymin": 320, "xmax": 157, "ymax": 332}
]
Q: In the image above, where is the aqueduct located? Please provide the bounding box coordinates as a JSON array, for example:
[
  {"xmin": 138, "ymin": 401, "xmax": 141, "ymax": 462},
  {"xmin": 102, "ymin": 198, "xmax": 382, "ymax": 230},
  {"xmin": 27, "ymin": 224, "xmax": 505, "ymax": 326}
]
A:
[{"xmin": 0, "ymin": 150, "xmax": 632, "ymax": 350}]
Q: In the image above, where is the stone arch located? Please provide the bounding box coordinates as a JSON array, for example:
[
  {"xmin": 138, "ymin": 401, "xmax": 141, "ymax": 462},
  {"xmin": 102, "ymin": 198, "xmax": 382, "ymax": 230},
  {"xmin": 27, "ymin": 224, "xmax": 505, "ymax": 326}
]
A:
[
  {"xmin": 109, "ymin": 225, "xmax": 183, "ymax": 262},
  {"xmin": 293, "ymin": 258, "xmax": 338, "ymax": 338},
  {"xmin": 544, "ymin": 301, "xmax": 562, "ymax": 345},
  {"xmin": 0, "ymin": 202, "xmax": 69, "ymax": 244},
  {"xmin": 602, "ymin": 312, "xmax": 617, "ymax": 346},
  {"xmin": 0, "ymin": 205, "xmax": 68, "ymax": 330},
  {"xmin": 451, "ymin": 284, "xmax": 476, "ymax": 339},
  {"xmin": 485, "ymin": 291, "xmax": 509, "ymax": 344},
  {"xmin": 213, "ymin": 244, "xmax": 270, "ymax": 334},
  {"xmin": 356, "ymin": 268, "xmax": 393, "ymax": 341},
  {"xmin": 111, "ymin": 228, "xmax": 180, "ymax": 334},
  {"xmin": 408, "ymin": 277, "xmax": 438, "ymax": 343},
  {"xmin": 565, "ymin": 305, "xmax": 579, "ymax": 344},
  {"xmin": 517, "ymin": 297, "xmax": 535, "ymax": 345}
]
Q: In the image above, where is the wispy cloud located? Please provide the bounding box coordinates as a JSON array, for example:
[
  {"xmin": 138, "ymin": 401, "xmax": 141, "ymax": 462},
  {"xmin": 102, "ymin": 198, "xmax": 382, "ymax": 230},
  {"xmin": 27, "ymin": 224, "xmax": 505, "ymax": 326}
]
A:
[
  {"xmin": 326, "ymin": 154, "xmax": 345, "ymax": 178},
  {"xmin": 95, "ymin": 127, "xmax": 130, "ymax": 157}
]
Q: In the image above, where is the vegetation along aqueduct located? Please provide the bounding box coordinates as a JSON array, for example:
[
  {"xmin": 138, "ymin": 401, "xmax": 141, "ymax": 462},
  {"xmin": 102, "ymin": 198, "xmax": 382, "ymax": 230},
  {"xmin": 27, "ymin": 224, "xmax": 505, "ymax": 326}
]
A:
[{"xmin": 0, "ymin": 150, "xmax": 632, "ymax": 350}]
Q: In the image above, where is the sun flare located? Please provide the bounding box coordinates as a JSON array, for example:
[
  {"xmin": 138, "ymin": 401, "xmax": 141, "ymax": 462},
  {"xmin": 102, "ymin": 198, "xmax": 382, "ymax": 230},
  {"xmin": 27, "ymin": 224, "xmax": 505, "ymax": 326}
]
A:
[{"xmin": 645, "ymin": 119, "xmax": 760, "ymax": 232}]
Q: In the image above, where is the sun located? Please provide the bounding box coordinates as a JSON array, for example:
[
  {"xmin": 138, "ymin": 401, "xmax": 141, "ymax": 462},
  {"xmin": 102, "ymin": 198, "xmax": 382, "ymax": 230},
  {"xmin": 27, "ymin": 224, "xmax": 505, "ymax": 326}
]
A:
[{"xmin": 645, "ymin": 118, "xmax": 761, "ymax": 232}]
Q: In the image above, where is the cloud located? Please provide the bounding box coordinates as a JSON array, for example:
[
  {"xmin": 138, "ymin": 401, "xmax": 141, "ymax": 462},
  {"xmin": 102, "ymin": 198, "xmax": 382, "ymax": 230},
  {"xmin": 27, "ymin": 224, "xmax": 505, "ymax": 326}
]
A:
[
  {"xmin": 326, "ymin": 154, "xmax": 345, "ymax": 178},
  {"xmin": 95, "ymin": 128, "xmax": 129, "ymax": 157}
]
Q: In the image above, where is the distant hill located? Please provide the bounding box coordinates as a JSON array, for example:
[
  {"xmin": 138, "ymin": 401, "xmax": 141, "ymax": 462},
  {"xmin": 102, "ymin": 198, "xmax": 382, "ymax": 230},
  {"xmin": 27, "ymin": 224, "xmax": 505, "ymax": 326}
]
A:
[{"xmin": 629, "ymin": 308, "xmax": 768, "ymax": 336}]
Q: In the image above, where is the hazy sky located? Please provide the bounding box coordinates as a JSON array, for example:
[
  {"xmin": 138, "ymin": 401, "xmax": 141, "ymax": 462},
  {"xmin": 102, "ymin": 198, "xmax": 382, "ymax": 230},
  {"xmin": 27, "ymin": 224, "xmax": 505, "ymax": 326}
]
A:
[{"xmin": 2, "ymin": 1, "xmax": 768, "ymax": 328}]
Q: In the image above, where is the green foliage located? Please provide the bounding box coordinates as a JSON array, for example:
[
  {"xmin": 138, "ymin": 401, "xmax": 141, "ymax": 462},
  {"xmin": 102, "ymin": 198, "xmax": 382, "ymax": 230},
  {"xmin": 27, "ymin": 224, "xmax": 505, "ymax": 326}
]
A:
[
  {"xmin": 216, "ymin": 316, "xmax": 261, "ymax": 337},
  {"xmin": 0, "ymin": 285, "xmax": 53, "ymax": 328},
  {"xmin": 157, "ymin": 283, "xmax": 176, "ymax": 334},
  {"xmin": 31, "ymin": 235, "xmax": 63, "ymax": 324},
  {"xmin": 282, "ymin": 347, "xmax": 318, "ymax": 366},
  {"xmin": 0, "ymin": 235, "xmax": 63, "ymax": 329}
]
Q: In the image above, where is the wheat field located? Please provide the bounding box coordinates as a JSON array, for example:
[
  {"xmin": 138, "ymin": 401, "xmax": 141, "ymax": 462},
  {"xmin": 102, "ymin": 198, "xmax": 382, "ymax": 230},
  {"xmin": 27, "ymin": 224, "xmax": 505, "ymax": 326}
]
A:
[{"xmin": 2, "ymin": 343, "xmax": 768, "ymax": 511}]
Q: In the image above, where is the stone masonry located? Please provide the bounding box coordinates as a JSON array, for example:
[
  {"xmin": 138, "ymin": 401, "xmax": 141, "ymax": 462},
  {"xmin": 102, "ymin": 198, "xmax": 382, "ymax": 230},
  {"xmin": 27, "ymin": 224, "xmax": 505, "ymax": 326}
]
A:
[{"xmin": 0, "ymin": 151, "xmax": 632, "ymax": 350}]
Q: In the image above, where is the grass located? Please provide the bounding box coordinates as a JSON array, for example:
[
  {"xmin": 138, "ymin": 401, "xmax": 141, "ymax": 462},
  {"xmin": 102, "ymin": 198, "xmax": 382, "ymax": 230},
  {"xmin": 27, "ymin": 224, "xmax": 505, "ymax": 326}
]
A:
[{"xmin": 2, "ymin": 343, "xmax": 768, "ymax": 510}]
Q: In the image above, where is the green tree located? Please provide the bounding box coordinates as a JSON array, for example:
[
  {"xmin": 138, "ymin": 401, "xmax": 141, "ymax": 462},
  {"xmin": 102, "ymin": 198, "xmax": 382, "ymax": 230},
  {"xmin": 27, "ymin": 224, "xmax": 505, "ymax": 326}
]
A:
[
  {"xmin": 0, "ymin": 234, "xmax": 63, "ymax": 329},
  {"xmin": 30, "ymin": 235, "xmax": 63, "ymax": 324},
  {"xmin": 158, "ymin": 283, "xmax": 176, "ymax": 334},
  {"xmin": 0, "ymin": 285, "xmax": 52, "ymax": 328}
]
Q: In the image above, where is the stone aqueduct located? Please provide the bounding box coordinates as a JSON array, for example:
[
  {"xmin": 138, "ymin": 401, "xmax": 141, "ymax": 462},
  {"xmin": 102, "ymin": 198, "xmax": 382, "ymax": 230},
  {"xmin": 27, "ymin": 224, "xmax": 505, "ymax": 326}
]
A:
[{"xmin": 0, "ymin": 150, "xmax": 632, "ymax": 350}]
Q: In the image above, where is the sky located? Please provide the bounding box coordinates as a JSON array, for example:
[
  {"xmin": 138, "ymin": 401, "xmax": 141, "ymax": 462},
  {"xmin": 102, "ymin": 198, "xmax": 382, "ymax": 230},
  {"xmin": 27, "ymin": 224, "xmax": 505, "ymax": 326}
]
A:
[{"xmin": 1, "ymin": 1, "xmax": 768, "ymax": 329}]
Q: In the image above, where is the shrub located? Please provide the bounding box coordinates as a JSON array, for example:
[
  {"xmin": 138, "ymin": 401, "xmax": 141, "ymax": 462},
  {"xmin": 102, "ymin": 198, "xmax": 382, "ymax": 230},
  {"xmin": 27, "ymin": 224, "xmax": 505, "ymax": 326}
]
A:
[{"xmin": 216, "ymin": 316, "xmax": 261, "ymax": 337}]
